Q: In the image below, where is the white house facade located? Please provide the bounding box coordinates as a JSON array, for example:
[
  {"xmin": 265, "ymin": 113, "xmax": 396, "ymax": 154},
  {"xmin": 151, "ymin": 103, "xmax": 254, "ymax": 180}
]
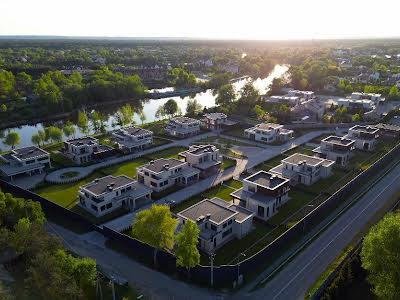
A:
[
  {"xmin": 244, "ymin": 123, "xmax": 294, "ymax": 143},
  {"xmin": 346, "ymin": 125, "xmax": 379, "ymax": 151},
  {"xmin": 313, "ymin": 136, "xmax": 356, "ymax": 167},
  {"xmin": 165, "ymin": 117, "xmax": 201, "ymax": 138},
  {"xmin": 111, "ymin": 126, "xmax": 153, "ymax": 153}
]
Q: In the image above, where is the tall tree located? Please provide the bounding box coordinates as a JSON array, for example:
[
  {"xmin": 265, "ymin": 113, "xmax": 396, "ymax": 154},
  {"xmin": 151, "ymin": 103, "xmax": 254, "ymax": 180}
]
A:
[
  {"xmin": 63, "ymin": 121, "xmax": 76, "ymax": 139},
  {"xmin": 31, "ymin": 133, "xmax": 43, "ymax": 147},
  {"xmin": 214, "ymin": 84, "xmax": 236, "ymax": 109},
  {"xmin": 47, "ymin": 126, "xmax": 63, "ymax": 144},
  {"xmin": 186, "ymin": 99, "xmax": 203, "ymax": 117},
  {"xmin": 238, "ymin": 82, "xmax": 259, "ymax": 114},
  {"xmin": 163, "ymin": 99, "xmax": 179, "ymax": 118},
  {"xmin": 361, "ymin": 213, "xmax": 400, "ymax": 300},
  {"xmin": 175, "ymin": 221, "xmax": 200, "ymax": 279},
  {"xmin": 115, "ymin": 104, "xmax": 135, "ymax": 126},
  {"xmin": 131, "ymin": 205, "xmax": 178, "ymax": 267},
  {"xmin": 3, "ymin": 131, "xmax": 20, "ymax": 149},
  {"xmin": 77, "ymin": 110, "xmax": 90, "ymax": 135},
  {"xmin": 139, "ymin": 111, "xmax": 146, "ymax": 125}
]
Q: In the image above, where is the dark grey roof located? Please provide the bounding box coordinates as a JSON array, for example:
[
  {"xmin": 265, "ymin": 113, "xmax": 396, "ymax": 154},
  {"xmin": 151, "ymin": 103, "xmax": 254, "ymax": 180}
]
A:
[
  {"xmin": 170, "ymin": 117, "xmax": 199, "ymax": 124},
  {"xmin": 186, "ymin": 144, "xmax": 218, "ymax": 155},
  {"xmin": 82, "ymin": 175, "xmax": 134, "ymax": 195},
  {"xmin": 179, "ymin": 198, "xmax": 237, "ymax": 224},
  {"xmin": 244, "ymin": 171, "xmax": 289, "ymax": 189},
  {"xmin": 12, "ymin": 146, "xmax": 49, "ymax": 159},
  {"xmin": 113, "ymin": 126, "xmax": 152, "ymax": 137},
  {"xmin": 350, "ymin": 125, "xmax": 379, "ymax": 133},
  {"xmin": 143, "ymin": 158, "xmax": 185, "ymax": 173},
  {"xmin": 322, "ymin": 136, "xmax": 355, "ymax": 146},
  {"xmin": 66, "ymin": 137, "xmax": 98, "ymax": 146},
  {"xmin": 283, "ymin": 153, "xmax": 325, "ymax": 166},
  {"xmin": 375, "ymin": 123, "xmax": 400, "ymax": 132}
]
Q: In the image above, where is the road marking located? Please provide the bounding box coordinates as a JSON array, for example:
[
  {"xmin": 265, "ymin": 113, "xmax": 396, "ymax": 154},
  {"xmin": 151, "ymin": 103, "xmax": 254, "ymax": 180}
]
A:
[{"xmin": 269, "ymin": 165, "xmax": 400, "ymax": 300}]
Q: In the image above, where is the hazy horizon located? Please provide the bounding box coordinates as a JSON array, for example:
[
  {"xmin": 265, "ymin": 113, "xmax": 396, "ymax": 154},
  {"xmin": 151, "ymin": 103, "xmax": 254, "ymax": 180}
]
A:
[{"xmin": 2, "ymin": 0, "xmax": 400, "ymax": 40}]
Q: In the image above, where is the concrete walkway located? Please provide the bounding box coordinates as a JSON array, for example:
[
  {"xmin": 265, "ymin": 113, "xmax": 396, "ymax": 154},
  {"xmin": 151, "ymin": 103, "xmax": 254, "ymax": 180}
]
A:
[
  {"xmin": 45, "ymin": 132, "xmax": 217, "ymax": 184},
  {"xmin": 102, "ymin": 130, "xmax": 334, "ymax": 232}
]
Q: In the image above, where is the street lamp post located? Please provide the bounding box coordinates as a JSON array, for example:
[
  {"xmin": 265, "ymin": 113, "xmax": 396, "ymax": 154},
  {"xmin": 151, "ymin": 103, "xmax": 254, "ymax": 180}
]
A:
[
  {"xmin": 237, "ymin": 253, "xmax": 246, "ymax": 284},
  {"xmin": 210, "ymin": 252, "xmax": 215, "ymax": 287}
]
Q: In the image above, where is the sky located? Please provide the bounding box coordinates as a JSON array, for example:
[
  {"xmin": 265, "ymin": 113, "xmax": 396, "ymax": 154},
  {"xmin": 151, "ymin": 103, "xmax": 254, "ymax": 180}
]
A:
[{"xmin": 1, "ymin": 0, "xmax": 399, "ymax": 40}]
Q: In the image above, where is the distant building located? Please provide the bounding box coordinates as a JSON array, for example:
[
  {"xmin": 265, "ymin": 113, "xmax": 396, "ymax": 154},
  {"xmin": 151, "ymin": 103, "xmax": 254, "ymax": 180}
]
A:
[
  {"xmin": 78, "ymin": 175, "xmax": 152, "ymax": 217},
  {"xmin": 270, "ymin": 153, "xmax": 334, "ymax": 186},
  {"xmin": 375, "ymin": 123, "xmax": 400, "ymax": 139},
  {"xmin": 201, "ymin": 113, "xmax": 237, "ymax": 130},
  {"xmin": 111, "ymin": 126, "xmax": 153, "ymax": 153},
  {"xmin": 337, "ymin": 98, "xmax": 375, "ymax": 111},
  {"xmin": 177, "ymin": 197, "xmax": 254, "ymax": 253},
  {"xmin": 346, "ymin": 125, "xmax": 379, "ymax": 151},
  {"xmin": 287, "ymin": 90, "xmax": 315, "ymax": 100},
  {"xmin": 165, "ymin": 117, "xmax": 201, "ymax": 138},
  {"xmin": 63, "ymin": 137, "xmax": 114, "ymax": 165},
  {"xmin": 0, "ymin": 146, "xmax": 51, "ymax": 180},
  {"xmin": 350, "ymin": 92, "xmax": 384, "ymax": 103},
  {"xmin": 313, "ymin": 136, "xmax": 356, "ymax": 166},
  {"xmin": 137, "ymin": 158, "xmax": 200, "ymax": 192},
  {"xmin": 265, "ymin": 95, "xmax": 301, "ymax": 106},
  {"xmin": 179, "ymin": 144, "xmax": 221, "ymax": 178},
  {"xmin": 244, "ymin": 123, "xmax": 294, "ymax": 143},
  {"xmin": 231, "ymin": 171, "xmax": 290, "ymax": 221}
]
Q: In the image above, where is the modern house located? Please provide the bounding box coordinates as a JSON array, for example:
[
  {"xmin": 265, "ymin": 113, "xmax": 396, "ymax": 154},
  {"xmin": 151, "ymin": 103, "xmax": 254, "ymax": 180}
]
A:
[
  {"xmin": 230, "ymin": 171, "xmax": 290, "ymax": 221},
  {"xmin": 269, "ymin": 153, "xmax": 335, "ymax": 186},
  {"xmin": 111, "ymin": 126, "xmax": 153, "ymax": 153},
  {"xmin": 63, "ymin": 137, "xmax": 114, "ymax": 165},
  {"xmin": 177, "ymin": 197, "xmax": 254, "ymax": 253},
  {"xmin": 375, "ymin": 123, "xmax": 400, "ymax": 139},
  {"xmin": 350, "ymin": 92, "xmax": 384, "ymax": 103},
  {"xmin": 200, "ymin": 113, "xmax": 237, "ymax": 130},
  {"xmin": 179, "ymin": 144, "xmax": 221, "ymax": 178},
  {"xmin": 346, "ymin": 125, "xmax": 379, "ymax": 151},
  {"xmin": 313, "ymin": 136, "xmax": 356, "ymax": 167},
  {"xmin": 137, "ymin": 158, "xmax": 200, "ymax": 192},
  {"xmin": 337, "ymin": 98, "xmax": 375, "ymax": 111},
  {"xmin": 287, "ymin": 90, "xmax": 315, "ymax": 100},
  {"xmin": 265, "ymin": 95, "xmax": 300, "ymax": 106},
  {"xmin": 78, "ymin": 175, "xmax": 152, "ymax": 217},
  {"xmin": 165, "ymin": 117, "xmax": 201, "ymax": 138},
  {"xmin": 0, "ymin": 146, "xmax": 51, "ymax": 180},
  {"xmin": 244, "ymin": 123, "xmax": 294, "ymax": 143}
]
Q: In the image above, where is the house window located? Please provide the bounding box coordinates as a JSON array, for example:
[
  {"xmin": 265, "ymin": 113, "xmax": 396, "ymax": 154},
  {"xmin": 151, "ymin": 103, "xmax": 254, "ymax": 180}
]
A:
[
  {"xmin": 223, "ymin": 223, "xmax": 227, "ymax": 228},
  {"xmin": 257, "ymin": 206, "xmax": 265, "ymax": 217},
  {"xmin": 100, "ymin": 205, "xmax": 105, "ymax": 211},
  {"xmin": 210, "ymin": 224, "xmax": 217, "ymax": 231},
  {"xmin": 228, "ymin": 220, "xmax": 232, "ymax": 225},
  {"xmin": 106, "ymin": 203, "xmax": 113, "ymax": 209},
  {"xmin": 91, "ymin": 204, "xmax": 98, "ymax": 211},
  {"xmin": 222, "ymin": 228, "xmax": 233, "ymax": 238},
  {"xmin": 151, "ymin": 181, "xmax": 157, "ymax": 187}
]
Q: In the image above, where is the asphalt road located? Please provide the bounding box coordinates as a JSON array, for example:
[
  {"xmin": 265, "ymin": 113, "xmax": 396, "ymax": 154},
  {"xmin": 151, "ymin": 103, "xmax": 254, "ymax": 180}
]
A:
[{"xmin": 239, "ymin": 160, "xmax": 400, "ymax": 300}]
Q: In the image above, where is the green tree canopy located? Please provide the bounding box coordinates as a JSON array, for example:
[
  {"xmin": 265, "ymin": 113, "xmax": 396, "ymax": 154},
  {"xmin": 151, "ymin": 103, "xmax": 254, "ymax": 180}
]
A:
[
  {"xmin": 163, "ymin": 99, "xmax": 179, "ymax": 118},
  {"xmin": 215, "ymin": 83, "xmax": 236, "ymax": 109},
  {"xmin": 63, "ymin": 121, "xmax": 76, "ymax": 138},
  {"xmin": 361, "ymin": 213, "xmax": 400, "ymax": 300},
  {"xmin": 115, "ymin": 104, "xmax": 135, "ymax": 126},
  {"xmin": 175, "ymin": 220, "xmax": 200, "ymax": 278},
  {"xmin": 168, "ymin": 67, "xmax": 196, "ymax": 88},
  {"xmin": 77, "ymin": 110, "xmax": 90, "ymax": 134},
  {"xmin": 131, "ymin": 204, "xmax": 178, "ymax": 267},
  {"xmin": 186, "ymin": 99, "xmax": 203, "ymax": 117},
  {"xmin": 3, "ymin": 131, "xmax": 20, "ymax": 149}
]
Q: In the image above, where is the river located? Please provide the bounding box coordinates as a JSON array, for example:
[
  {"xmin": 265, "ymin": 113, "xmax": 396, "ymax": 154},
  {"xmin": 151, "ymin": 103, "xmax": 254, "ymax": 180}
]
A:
[{"xmin": 0, "ymin": 64, "xmax": 289, "ymax": 150}]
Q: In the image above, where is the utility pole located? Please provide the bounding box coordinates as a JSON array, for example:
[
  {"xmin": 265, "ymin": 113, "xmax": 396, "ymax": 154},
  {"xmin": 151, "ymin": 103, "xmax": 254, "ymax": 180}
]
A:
[
  {"xmin": 210, "ymin": 252, "xmax": 215, "ymax": 287},
  {"xmin": 110, "ymin": 276, "xmax": 116, "ymax": 300}
]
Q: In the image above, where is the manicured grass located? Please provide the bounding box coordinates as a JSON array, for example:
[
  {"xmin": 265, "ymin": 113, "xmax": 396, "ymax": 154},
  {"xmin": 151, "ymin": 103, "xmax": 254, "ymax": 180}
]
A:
[
  {"xmin": 223, "ymin": 125, "xmax": 250, "ymax": 139},
  {"xmin": 145, "ymin": 146, "xmax": 187, "ymax": 160},
  {"xmin": 60, "ymin": 171, "xmax": 79, "ymax": 178},
  {"xmin": 197, "ymin": 135, "xmax": 254, "ymax": 147},
  {"xmin": 222, "ymin": 157, "xmax": 236, "ymax": 170},
  {"xmin": 34, "ymin": 172, "xmax": 104, "ymax": 208},
  {"xmin": 99, "ymin": 157, "xmax": 150, "ymax": 178},
  {"xmin": 153, "ymin": 137, "xmax": 171, "ymax": 146},
  {"xmin": 171, "ymin": 179, "xmax": 243, "ymax": 214}
]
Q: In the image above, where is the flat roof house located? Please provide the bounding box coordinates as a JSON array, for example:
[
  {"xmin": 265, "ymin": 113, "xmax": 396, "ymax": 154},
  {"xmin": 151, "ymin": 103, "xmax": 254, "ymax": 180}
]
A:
[
  {"xmin": 270, "ymin": 153, "xmax": 334, "ymax": 186},
  {"xmin": 350, "ymin": 92, "xmax": 384, "ymax": 103},
  {"xmin": 313, "ymin": 136, "xmax": 356, "ymax": 167},
  {"xmin": 266, "ymin": 95, "xmax": 300, "ymax": 106},
  {"xmin": 337, "ymin": 98, "xmax": 375, "ymax": 111},
  {"xmin": 200, "ymin": 113, "xmax": 237, "ymax": 130},
  {"xmin": 63, "ymin": 137, "xmax": 114, "ymax": 165},
  {"xmin": 177, "ymin": 197, "xmax": 254, "ymax": 253},
  {"xmin": 78, "ymin": 175, "xmax": 152, "ymax": 217},
  {"xmin": 0, "ymin": 146, "xmax": 51, "ymax": 180},
  {"xmin": 111, "ymin": 126, "xmax": 153, "ymax": 153},
  {"xmin": 165, "ymin": 117, "xmax": 201, "ymax": 138},
  {"xmin": 231, "ymin": 171, "xmax": 290, "ymax": 221},
  {"xmin": 244, "ymin": 123, "xmax": 294, "ymax": 144},
  {"xmin": 287, "ymin": 90, "xmax": 315, "ymax": 100},
  {"xmin": 346, "ymin": 125, "xmax": 379, "ymax": 151},
  {"xmin": 137, "ymin": 158, "xmax": 200, "ymax": 193},
  {"xmin": 179, "ymin": 144, "xmax": 221, "ymax": 178}
]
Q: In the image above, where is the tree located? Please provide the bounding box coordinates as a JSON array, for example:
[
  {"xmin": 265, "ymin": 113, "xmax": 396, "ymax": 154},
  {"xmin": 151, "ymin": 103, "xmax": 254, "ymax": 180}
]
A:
[
  {"xmin": 175, "ymin": 221, "xmax": 200, "ymax": 279},
  {"xmin": 155, "ymin": 105, "xmax": 166, "ymax": 119},
  {"xmin": 47, "ymin": 126, "xmax": 63, "ymax": 143},
  {"xmin": 37, "ymin": 129, "xmax": 46, "ymax": 146},
  {"xmin": 131, "ymin": 205, "xmax": 178, "ymax": 267},
  {"xmin": 361, "ymin": 213, "xmax": 400, "ymax": 300},
  {"xmin": 139, "ymin": 111, "xmax": 146, "ymax": 125},
  {"xmin": 352, "ymin": 113, "xmax": 361, "ymax": 122},
  {"xmin": 238, "ymin": 82, "xmax": 259, "ymax": 114},
  {"xmin": 77, "ymin": 110, "xmax": 89, "ymax": 134},
  {"xmin": 115, "ymin": 104, "xmax": 135, "ymax": 126},
  {"xmin": 31, "ymin": 133, "xmax": 43, "ymax": 147},
  {"xmin": 63, "ymin": 121, "xmax": 76, "ymax": 139},
  {"xmin": 215, "ymin": 84, "xmax": 236, "ymax": 109},
  {"xmin": 3, "ymin": 131, "xmax": 20, "ymax": 149},
  {"xmin": 186, "ymin": 99, "xmax": 202, "ymax": 117},
  {"xmin": 269, "ymin": 77, "xmax": 284, "ymax": 95},
  {"xmin": 253, "ymin": 105, "xmax": 265, "ymax": 120},
  {"xmin": 163, "ymin": 99, "xmax": 179, "ymax": 118},
  {"xmin": 168, "ymin": 67, "xmax": 196, "ymax": 87},
  {"xmin": 91, "ymin": 111, "xmax": 107, "ymax": 133},
  {"xmin": 389, "ymin": 85, "xmax": 399, "ymax": 100},
  {"xmin": 0, "ymin": 104, "xmax": 7, "ymax": 112}
]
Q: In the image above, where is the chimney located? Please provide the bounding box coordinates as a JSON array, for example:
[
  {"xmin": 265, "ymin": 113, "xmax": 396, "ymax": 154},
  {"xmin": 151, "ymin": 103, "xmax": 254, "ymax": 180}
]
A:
[{"xmin": 206, "ymin": 213, "xmax": 211, "ymax": 220}]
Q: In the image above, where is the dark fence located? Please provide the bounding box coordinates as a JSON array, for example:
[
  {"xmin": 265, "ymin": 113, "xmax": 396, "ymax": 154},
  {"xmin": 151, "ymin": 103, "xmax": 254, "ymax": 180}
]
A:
[{"xmin": 0, "ymin": 180, "xmax": 94, "ymax": 232}]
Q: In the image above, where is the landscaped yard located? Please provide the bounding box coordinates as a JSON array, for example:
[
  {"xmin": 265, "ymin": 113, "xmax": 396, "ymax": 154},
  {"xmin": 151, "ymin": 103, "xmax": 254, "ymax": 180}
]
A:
[
  {"xmin": 145, "ymin": 146, "xmax": 187, "ymax": 160},
  {"xmin": 222, "ymin": 157, "xmax": 236, "ymax": 170},
  {"xmin": 170, "ymin": 179, "xmax": 242, "ymax": 214},
  {"xmin": 99, "ymin": 157, "xmax": 150, "ymax": 178},
  {"xmin": 223, "ymin": 125, "xmax": 251, "ymax": 139}
]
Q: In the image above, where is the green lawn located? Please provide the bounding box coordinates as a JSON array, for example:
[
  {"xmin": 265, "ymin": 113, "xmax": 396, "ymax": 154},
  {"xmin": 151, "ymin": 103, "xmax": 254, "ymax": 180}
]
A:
[
  {"xmin": 99, "ymin": 157, "xmax": 150, "ymax": 178},
  {"xmin": 145, "ymin": 146, "xmax": 187, "ymax": 160},
  {"xmin": 222, "ymin": 157, "xmax": 236, "ymax": 170},
  {"xmin": 223, "ymin": 125, "xmax": 251, "ymax": 139},
  {"xmin": 34, "ymin": 172, "xmax": 105, "ymax": 208},
  {"xmin": 197, "ymin": 135, "xmax": 254, "ymax": 147}
]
